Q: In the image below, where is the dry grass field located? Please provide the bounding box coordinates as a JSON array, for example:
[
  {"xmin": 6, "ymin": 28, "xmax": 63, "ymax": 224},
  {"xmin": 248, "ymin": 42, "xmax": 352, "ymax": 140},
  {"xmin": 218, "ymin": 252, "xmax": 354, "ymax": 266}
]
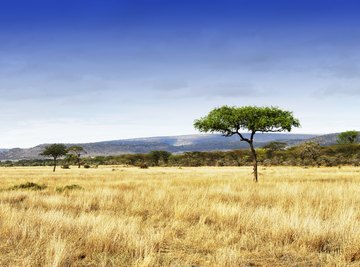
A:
[{"xmin": 0, "ymin": 166, "xmax": 360, "ymax": 266}]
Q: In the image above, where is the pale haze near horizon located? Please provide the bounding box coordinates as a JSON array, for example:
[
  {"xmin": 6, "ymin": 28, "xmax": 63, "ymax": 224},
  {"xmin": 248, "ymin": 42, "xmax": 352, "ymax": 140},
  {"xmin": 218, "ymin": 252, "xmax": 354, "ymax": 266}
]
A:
[{"xmin": 1, "ymin": 0, "xmax": 359, "ymax": 148}]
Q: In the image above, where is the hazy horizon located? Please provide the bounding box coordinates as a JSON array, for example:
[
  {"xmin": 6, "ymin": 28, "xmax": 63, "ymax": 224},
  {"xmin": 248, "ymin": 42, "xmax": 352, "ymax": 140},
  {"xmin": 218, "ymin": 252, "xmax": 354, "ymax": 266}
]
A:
[
  {"xmin": 0, "ymin": 132, "xmax": 321, "ymax": 149},
  {"xmin": 1, "ymin": 0, "xmax": 359, "ymax": 148}
]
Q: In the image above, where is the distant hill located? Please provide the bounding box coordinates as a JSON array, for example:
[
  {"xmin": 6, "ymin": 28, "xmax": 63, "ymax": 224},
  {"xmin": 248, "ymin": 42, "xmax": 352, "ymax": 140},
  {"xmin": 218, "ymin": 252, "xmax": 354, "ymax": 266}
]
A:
[
  {"xmin": 302, "ymin": 132, "xmax": 360, "ymax": 146},
  {"xmin": 0, "ymin": 133, "xmax": 316, "ymax": 161}
]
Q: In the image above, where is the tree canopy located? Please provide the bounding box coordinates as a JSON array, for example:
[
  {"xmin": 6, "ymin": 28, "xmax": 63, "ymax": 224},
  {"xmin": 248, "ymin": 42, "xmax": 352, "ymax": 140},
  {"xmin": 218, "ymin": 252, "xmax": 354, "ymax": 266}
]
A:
[
  {"xmin": 263, "ymin": 141, "xmax": 287, "ymax": 151},
  {"xmin": 40, "ymin": 144, "xmax": 67, "ymax": 172},
  {"xmin": 194, "ymin": 106, "xmax": 300, "ymax": 138},
  {"xmin": 263, "ymin": 141, "xmax": 287, "ymax": 158},
  {"xmin": 67, "ymin": 145, "xmax": 86, "ymax": 168},
  {"xmin": 67, "ymin": 145, "xmax": 85, "ymax": 155},
  {"xmin": 337, "ymin": 131, "xmax": 359, "ymax": 144}
]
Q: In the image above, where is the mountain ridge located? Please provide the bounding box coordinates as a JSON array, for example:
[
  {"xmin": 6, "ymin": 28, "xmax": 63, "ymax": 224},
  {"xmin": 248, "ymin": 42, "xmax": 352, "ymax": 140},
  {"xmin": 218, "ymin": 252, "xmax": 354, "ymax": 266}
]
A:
[
  {"xmin": 0, "ymin": 133, "xmax": 317, "ymax": 160},
  {"xmin": 303, "ymin": 132, "xmax": 360, "ymax": 146}
]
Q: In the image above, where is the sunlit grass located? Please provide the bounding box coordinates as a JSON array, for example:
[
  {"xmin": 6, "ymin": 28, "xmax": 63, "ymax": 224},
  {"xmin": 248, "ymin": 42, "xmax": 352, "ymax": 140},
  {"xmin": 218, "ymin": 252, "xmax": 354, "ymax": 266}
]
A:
[{"xmin": 0, "ymin": 166, "xmax": 359, "ymax": 266}]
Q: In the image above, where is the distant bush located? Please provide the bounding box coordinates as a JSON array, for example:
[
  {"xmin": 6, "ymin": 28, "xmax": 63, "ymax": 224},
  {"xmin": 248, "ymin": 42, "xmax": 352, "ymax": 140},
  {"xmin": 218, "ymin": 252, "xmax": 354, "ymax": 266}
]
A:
[
  {"xmin": 350, "ymin": 157, "xmax": 360, "ymax": 167},
  {"xmin": 84, "ymin": 164, "xmax": 91, "ymax": 169},
  {"xmin": 139, "ymin": 163, "xmax": 148, "ymax": 169},
  {"xmin": 10, "ymin": 182, "xmax": 47, "ymax": 191},
  {"xmin": 263, "ymin": 159, "xmax": 272, "ymax": 167},
  {"xmin": 61, "ymin": 164, "xmax": 70, "ymax": 169},
  {"xmin": 56, "ymin": 184, "xmax": 83, "ymax": 193},
  {"xmin": 318, "ymin": 156, "xmax": 337, "ymax": 167}
]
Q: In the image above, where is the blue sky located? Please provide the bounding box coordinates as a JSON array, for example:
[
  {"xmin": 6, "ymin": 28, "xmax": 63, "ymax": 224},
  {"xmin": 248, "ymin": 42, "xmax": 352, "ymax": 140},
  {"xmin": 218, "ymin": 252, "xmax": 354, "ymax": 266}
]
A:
[{"xmin": 0, "ymin": 0, "xmax": 359, "ymax": 148}]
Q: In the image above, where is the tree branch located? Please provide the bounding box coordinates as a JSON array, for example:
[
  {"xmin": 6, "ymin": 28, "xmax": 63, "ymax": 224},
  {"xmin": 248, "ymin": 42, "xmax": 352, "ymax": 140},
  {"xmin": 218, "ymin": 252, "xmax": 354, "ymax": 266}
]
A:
[
  {"xmin": 236, "ymin": 131, "xmax": 251, "ymax": 143},
  {"xmin": 259, "ymin": 128, "xmax": 284, "ymax": 133},
  {"xmin": 250, "ymin": 131, "xmax": 256, "ymax": 142}
]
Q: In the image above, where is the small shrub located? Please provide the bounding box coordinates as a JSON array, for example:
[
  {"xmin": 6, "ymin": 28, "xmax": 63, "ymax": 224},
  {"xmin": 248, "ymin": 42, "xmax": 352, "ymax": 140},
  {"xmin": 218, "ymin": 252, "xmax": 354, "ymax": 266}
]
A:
[
  {"xmin": 263, "ymin": 159, "xmax": 272, "ymax": 167},
  {"xmin": 139, "ymin": 163, "xmax": 148, "ymax": 169},
  {"xmin": 216, "ymin": 160, "xmax": 225, "ymax": 167},
  {"xmin": 10, "ymin": 182, "xmax": 47, "ymax": 191},
  {"xmin": 62, "ymin": 164, "xmax": 70, "ymax": 169},
  {"xmin": 56, "ymin": 184, "xmax": 83, "ymax": 193},
  {"xmin": 84, "ymin": 164, "xmax": 91, "ymax": 169}
]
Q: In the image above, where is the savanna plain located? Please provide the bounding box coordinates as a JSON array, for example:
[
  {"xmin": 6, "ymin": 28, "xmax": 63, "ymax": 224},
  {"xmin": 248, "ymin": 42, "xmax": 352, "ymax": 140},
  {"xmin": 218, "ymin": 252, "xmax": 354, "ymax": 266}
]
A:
[{"xmin": 0, "ymin": 166, "xmax": 360, "ymax": 266}]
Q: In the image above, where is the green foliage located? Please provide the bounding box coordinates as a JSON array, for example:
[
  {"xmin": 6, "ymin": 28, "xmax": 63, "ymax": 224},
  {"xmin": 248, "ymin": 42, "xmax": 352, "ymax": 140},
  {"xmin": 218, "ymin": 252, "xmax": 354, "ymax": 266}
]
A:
[
  {"xmin": 263, "ymin": 141, "xmax": 287, "ymax": 158},
  {"xmin": 318, "ymin": 156, "xmax": 337, "ymax": 167},
  {"xmin": 40, "ymin": 144, "xmax": 67, "ymax": 158},
  {"xmin": 333, "ymin": 143, "xmax": 360, "ymax": 154},
  {"xmin": 194, "ymin": 106, "xmax": 300, "ymax": 136},
  {"xmin": 337, "ymin": 131, "xmax": 359, "ymax": 144},
  {"xmin": 139, "ymin": 163, "xmax": 149, "ymax": 169},
  {"xmin": 263, "ymin": 141, "xmax": 287, "ymax": 151},
  {"xmin": 2, "ymin": 160, "xmax": 14, "ymax": 167},
  {"xmin": 67, "ymin": 145, "xmax": 86, "ymax": 168},
  {"xmin": 64, "ymin": 153, "xmax": 76, "ymax": 164},
  {"xmin": 3, "ymin": 143, "xmax": 360, "ymax": 168},
  {"xmin": 10, "ymin": 182, "xmax": 47, "ymax": 191},
  {"xmin": 296, "ymin": 142, "xmax": 322, "ymax": 166},
  {"xmin": 148, "ymin": 150, "xmax": 172, "ymax": 166}
]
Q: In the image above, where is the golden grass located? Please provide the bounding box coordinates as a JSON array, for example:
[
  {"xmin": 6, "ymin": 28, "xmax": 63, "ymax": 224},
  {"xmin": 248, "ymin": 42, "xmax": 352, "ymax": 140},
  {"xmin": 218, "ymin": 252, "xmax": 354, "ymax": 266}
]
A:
[{"xmin": 0, "ymin": 166, "xmax": 360, "ymax": 266}]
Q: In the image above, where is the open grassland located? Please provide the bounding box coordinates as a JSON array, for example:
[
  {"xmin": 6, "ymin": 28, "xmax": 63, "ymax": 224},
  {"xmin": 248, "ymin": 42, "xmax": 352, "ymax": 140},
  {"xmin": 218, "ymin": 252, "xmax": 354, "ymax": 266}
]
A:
[{"xmin": 0, "ymin": 166, "xmax": 360, "ymax": 266}]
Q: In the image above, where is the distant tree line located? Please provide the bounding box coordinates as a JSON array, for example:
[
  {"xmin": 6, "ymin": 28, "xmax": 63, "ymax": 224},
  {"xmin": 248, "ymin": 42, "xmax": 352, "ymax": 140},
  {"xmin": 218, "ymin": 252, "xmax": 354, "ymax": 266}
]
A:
[{"xmin": 1, "ymin": 142, "xmax": 359, "ymax": 168}]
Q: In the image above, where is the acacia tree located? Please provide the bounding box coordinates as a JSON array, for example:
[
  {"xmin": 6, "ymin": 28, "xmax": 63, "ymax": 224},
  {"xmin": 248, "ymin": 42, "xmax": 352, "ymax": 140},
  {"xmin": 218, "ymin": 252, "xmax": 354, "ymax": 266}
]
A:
[
  {"xmin": 67, "ymin": 145, "xmax": 86, "ymax": 168},
  {"xmin": 263, "ymin": 141, "xmax": 287, "ymax": 158},
  {"xmin": 40, "ymin": 144, "xmax": 67, "ymax": 172},
  {"xmin": 337, "ymin": 131, "xmax": 359, "ymax": 144},
  {"xmin": 297, "ymin": 141, "xmax": 321, "ymax": 167},
  {"xmin": 194, "ymin": 106, "xmax": 300, "ymax": 182}
]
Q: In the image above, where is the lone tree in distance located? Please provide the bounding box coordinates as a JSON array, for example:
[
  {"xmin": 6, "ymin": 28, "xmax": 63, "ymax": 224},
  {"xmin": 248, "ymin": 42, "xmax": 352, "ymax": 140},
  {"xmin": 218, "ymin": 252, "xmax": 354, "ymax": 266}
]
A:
[
  {"xmin": 194, "ymin": 106, "xmax": 300, "ymax": 182},
  {"xmin": 262, "ymin": 141, "xmax": 287, "ymax": 158},
  {"xmin": 40, "ymin": 144, "xmax": 67, "ymax": 172},
  {"xmin": 67, "ymin": 145, "xmax": 86, "ymax": 168},
  {"xmin": 337, "ymin": 130, "xmax": 359, "ymax": 144}
]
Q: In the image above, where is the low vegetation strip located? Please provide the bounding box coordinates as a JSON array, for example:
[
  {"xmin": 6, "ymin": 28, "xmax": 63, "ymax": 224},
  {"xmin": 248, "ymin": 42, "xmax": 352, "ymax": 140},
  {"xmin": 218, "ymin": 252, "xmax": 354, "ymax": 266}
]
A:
[
  {"xmin": 0, "ymin": 166, "xmax": 359, "ymax": 266},
  {"xmin": 2, "ymin": 144, "xmax": 359, "ymax": 169},
  {"xmin": 9, "ymin": 182, "xmax": 47, "ymax": 191}
]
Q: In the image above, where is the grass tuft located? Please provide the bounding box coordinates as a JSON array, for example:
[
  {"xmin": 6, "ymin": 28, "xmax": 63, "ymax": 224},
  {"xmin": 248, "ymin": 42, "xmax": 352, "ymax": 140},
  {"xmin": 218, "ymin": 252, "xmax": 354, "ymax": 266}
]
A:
[
  {"xmin": 56, "ymin": 184, "xmax": 83, "ymax": 193},
  {"xmin": 9, "ymin": 182, "xmax": 47, "ymax": 191}
]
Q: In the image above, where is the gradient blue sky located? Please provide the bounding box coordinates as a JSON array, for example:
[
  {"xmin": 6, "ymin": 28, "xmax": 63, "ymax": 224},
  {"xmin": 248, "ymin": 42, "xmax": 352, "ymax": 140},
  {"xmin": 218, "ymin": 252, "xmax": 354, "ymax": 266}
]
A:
[{"xmin": 1, "ymin": 0, "xmax": 359, "ymax": 148}]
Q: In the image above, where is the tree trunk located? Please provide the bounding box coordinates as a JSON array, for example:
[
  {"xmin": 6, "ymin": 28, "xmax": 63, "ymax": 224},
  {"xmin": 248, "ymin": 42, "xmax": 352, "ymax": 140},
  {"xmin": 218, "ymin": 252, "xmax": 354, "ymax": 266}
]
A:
[
  {"xmin": 77, "ymin": 156, "xmax": 81, "ymax": 168},
  {"xmin": 249, "ymin": 142, "xmax": 258, "ymax": 182},
  {"xmin": 53, "ymin": 157, "xmax": 57, "ymax": 172}
]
